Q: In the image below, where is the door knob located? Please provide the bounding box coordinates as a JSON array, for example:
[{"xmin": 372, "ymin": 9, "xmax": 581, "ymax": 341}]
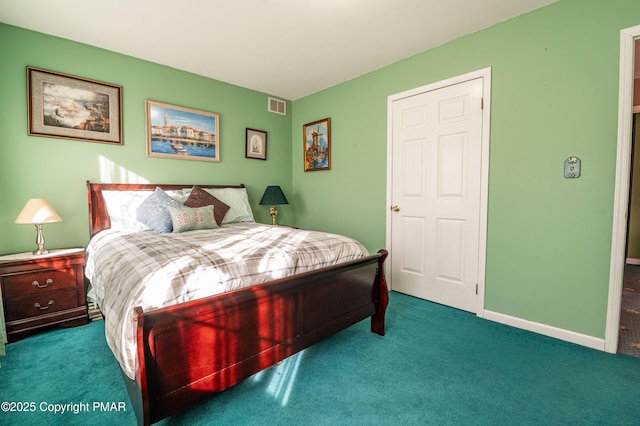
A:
[{"xmin": 391, "ymin": 205, "xmax": 400, "ymax": 212}]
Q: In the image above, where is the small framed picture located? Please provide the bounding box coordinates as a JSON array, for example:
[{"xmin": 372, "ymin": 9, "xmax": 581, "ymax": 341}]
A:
[
  {"xmin": 245, "ymin": 128, "xmax": 267, "ymax": 160},
  {"xmin": 145, "ymin": 100, "xmax": 220, "ymax": 162},
  {"xmin": 27, "ymin": 67, "xmax": 122, "ymax": 144},
  {"xmin": 303, "ymin": 117, "xmax": 331, "ymax": 171}
]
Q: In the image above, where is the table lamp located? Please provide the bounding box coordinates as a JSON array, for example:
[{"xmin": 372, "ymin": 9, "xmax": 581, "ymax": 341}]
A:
[
  {"xmin": 15, "ymin": 198, "xmax": 63, "ymax": 255},
  {"xmin": 259, "ymin": 186, "xmax": 288, "ymax": 226}
]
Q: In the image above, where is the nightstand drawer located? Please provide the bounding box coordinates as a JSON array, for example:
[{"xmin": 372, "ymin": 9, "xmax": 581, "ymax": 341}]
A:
[
  {"xmin": 2, "ymin": 268, "xmax": 77, "ymax": 299},
  {"xmin": 4, "ymin": 288, "xmax": 78, "ymax": 322},
  {"xmin": 0, "ymin": 248, "xmax": 88, "ymax": 341}
]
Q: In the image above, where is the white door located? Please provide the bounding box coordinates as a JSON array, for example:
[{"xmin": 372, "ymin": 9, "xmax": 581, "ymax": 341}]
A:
[{"xmin": 389, "ymin": 74, "xmax": 487, "ymax": 313}]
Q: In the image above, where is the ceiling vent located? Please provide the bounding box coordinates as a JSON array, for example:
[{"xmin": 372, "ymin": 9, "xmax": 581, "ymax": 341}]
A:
[{"xmin": 268, "ymin": 97, "xmax": 286, "ymax": 115}]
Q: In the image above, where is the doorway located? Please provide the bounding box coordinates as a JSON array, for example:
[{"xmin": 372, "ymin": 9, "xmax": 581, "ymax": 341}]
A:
[
  {"xmin": 607, "ymin": 26, "xmax": 640, "ymax": 354},
  {"xmin": 386, "ymin": 68, "xmax": 491, "ymax": 316},
  {"xmin": 620, "ymin": 44, "xmax": 640, "ymax": 356}
]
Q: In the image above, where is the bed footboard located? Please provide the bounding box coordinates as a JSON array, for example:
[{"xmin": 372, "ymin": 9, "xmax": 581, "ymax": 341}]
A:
[{"xmin": 131, "ymin": 249, "xmax": 388, "ymax": 425}]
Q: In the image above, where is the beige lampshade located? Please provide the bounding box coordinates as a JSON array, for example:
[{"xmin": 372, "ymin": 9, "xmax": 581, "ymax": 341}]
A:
[{"xmin": 14, "ymin": 198, "xmax": 63, "ymax": 224}]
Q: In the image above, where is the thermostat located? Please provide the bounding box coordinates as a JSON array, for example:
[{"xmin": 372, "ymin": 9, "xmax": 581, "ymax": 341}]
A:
[{"xmin": 564, "ymin": 156, "xmax": 581, "ymax": 178}]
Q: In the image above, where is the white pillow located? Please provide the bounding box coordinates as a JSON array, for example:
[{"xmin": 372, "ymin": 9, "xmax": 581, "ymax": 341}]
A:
[
  {"xmin": 101, "ymin": 190, "xmax": 154, "ymax": 231},
  {"xmin": 203, "ymin": 187, "xmax": 255, "ymax": 224},
  {"xmin": 164, "ymin": 189, "xmax": 189, "ymax": 204}
]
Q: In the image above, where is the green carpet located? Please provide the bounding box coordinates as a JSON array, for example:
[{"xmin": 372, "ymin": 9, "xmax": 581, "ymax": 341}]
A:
[{"xmin": 1, "ymin": 291, "xmax": 639, "ymax": 425}]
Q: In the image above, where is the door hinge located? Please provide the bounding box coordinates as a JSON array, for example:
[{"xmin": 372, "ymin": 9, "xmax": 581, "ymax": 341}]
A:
[
  {"xmin": 475, "ymin": 283, "xmax": 478, "ymax": 295},
  {"xmin": 480, "ymin": 98, "xmax": 484, "ymax": 110}
]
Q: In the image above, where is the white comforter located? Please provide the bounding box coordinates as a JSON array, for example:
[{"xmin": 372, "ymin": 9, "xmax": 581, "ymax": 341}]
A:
[{"xmin": 84, "ymin": 223, "xmax": 369, "ymax": 379}]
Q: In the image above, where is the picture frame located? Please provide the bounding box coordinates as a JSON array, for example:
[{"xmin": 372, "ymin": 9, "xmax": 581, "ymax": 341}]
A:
[
  {"xmin": 245, "ymin": 128, "xmax": 267, "ymax": 160},
  {"xmin": 145, "ymin": 100, "xmax": 220, "ymax": 162},
  {"xmin": 303, "ymin": 117, "xmax": 331, "ymax": 171},
  {"xmin": 27, "ymin": 66, "xmax": 122, "ymax": 144}
]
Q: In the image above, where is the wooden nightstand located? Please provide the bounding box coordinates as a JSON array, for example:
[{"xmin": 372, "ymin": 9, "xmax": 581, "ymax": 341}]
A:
[{"xmin": 0, "ymin": 248, "xmax": 89, "ymax": 342}]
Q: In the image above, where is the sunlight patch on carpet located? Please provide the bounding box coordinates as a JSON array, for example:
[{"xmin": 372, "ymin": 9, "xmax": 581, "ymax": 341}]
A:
[{"xmin": 249, "ymin": 350, "xmax": 304, "ymax": 406}]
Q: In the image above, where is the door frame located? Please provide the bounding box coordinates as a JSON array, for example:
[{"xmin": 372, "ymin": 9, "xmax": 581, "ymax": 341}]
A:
[
  {"xmin": 606, "ymin": 25, "xmax": 640, "ymax": 353},
  {"xmin": 385, "ymin": 67, "xmax": 492, "ymax": 316}
]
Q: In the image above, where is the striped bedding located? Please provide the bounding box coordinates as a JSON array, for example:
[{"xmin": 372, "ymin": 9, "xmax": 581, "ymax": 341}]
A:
[{"xmin": 84, "ymin": 222, "xmax": 369, "ymax": 379}]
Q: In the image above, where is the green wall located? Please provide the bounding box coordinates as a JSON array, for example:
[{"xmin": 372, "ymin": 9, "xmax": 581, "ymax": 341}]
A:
[
  {"xmin": 3, "ymin": 0, "xmax": 640, "ymax": 342},
  {"xmin": 292, "ymin": 0, "xmax": 640, "ymax": 339},
  {"xmin": 0, "ymin": 23, "xmax": 292, "ymax": 255}
]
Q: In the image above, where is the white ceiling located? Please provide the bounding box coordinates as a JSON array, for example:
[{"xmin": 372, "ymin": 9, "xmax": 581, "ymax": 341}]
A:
[{"xmin": 1, "ymin": 0, "xmax": 558, "ymax": 100}]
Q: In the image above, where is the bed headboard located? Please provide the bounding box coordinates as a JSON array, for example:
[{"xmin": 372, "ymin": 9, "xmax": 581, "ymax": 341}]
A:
[{"xmin": 86, "ymin": 181, "xmax": 246, "ymax": 239}]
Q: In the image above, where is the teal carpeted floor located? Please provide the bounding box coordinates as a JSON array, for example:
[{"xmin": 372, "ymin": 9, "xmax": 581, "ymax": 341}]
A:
[{"xmin": 1, "ymin": 291, "xmax": 640, "ymax": 425}]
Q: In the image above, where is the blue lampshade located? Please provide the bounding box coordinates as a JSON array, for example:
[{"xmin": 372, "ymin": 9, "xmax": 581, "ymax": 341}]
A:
[{"xmin": 259, "ymin": 186, "xmax": 289, "ymax": 206}]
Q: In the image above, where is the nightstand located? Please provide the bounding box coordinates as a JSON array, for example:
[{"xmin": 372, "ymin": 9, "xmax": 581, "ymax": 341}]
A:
[{"xmin": 0, "ymin": 248, "xmax": 89, "ymax": 342}]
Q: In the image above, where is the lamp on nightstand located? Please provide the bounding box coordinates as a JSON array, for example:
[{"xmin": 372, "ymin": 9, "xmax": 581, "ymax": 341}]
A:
[
  {"xmin": 259, "ymin": 186, "xmax": 288, "ymax": 226},
  {"xmin": 14, "ymin": 198, "xmax": 63, "ymax": 255}
]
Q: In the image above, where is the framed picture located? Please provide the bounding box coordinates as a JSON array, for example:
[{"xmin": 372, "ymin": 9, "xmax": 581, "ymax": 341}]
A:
[
  {"xmin": 245, "ymin": 128, "xmax": 267, "ymax": 160},
  {"xmin": 27, "ymin": 67, "xmax": 122, "ymax": 144},
  {"xmin": 303, "ymin": 117, "xmax": 331, "ymax": 171},
  {"xmin": 145, "ymin": 100, "xmax": 220, "ymax": 162}
]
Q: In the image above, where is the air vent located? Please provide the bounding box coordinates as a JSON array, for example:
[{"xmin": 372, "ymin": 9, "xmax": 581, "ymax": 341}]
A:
[{"xmin": 268, "ymin": 97, "xmax": 286, "ymax": 115}]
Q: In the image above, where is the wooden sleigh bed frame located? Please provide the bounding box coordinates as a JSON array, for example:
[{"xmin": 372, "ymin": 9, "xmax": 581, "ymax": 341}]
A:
[{"xmin": 86, "ymin": 182, "xmax": 389, "ymax": 425}]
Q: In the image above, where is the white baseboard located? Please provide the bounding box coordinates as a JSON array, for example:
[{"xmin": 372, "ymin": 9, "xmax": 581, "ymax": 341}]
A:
[
  {"xmin": 626, "ymin": 258, "xmax": 640, "ymax": 265},
  {"xmin": 483, "ymin": 310, "xmax": 605, "ymax": 351}
]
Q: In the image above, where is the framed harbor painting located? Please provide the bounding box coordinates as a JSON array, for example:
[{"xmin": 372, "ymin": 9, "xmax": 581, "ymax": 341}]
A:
[
  {"xmin": 27, "ymin": 66, "xmax": 122, "ymax": 144},
  {"xmin": 145, "ymin": 100, "xmax": 220, "ymax": 162},
  {"xmin": 303, "ymin": 117, "xmax": 331, "ymax": 171}
]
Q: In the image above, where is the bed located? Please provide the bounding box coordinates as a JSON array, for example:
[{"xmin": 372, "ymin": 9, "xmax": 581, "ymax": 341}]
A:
[{"xmin": 84, "ymin": 182, "xmax": 388, "ymax": 425}]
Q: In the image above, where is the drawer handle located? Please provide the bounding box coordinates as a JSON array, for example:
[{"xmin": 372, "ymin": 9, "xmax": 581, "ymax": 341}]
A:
[
  {"xmin": 34, "ymin": 300, "xmax": 54, "ymax": 310},
  {"xmin": 32, "ymin": 279, "xmax": 53, "ymax": 288}
]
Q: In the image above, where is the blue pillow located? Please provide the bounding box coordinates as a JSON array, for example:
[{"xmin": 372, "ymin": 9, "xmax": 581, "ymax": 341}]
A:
[{"xmin": 136, "ymin": 187, "xmax": 182, "ymax": 233}]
